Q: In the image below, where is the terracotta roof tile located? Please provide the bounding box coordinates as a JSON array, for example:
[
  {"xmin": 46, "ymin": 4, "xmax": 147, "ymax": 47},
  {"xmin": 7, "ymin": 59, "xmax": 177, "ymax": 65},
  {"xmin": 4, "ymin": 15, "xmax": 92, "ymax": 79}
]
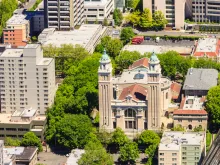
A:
[
  {"xmin": 179, "ymin": 97, "xmax": 186, "ymax": 109},
  {"xmin": 171, "ymin": 82, "xmax": 182, "ymax": 99},
  {"xmin": 118, "ymin": 84, "xmax": 147, "ymax": 101},
  {"xmin": 129, "ymin": 58, "xmax": 148, "ymax": 69},
  {"xmin": 173, "ymin": 109, "xmax": 208, "ymax": 115}
]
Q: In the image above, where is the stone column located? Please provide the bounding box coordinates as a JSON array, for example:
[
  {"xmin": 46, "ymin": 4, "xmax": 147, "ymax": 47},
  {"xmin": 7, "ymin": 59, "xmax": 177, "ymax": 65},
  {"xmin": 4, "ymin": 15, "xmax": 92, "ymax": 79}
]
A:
[
  {"xmin": 116, "ymin": 108, "xmax": 125, "ymax": 130},
  {"xmin": 137, "ymin": 108, "xmax": 144, "ymax": 132}
]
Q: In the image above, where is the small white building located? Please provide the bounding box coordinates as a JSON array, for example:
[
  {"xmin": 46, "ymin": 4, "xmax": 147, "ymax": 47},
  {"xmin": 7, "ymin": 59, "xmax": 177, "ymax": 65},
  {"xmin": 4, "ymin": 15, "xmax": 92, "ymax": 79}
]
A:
[{"xmin": 84, "ymin": 0, "xmax": 114, "ymax": 24}]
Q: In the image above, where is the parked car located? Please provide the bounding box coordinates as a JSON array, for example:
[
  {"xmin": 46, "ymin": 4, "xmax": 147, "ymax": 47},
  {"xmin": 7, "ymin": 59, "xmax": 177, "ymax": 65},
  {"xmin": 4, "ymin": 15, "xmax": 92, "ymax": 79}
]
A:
[{"xmin": 131, "ymin": 36, "xmax": 144, "ymax": 44}]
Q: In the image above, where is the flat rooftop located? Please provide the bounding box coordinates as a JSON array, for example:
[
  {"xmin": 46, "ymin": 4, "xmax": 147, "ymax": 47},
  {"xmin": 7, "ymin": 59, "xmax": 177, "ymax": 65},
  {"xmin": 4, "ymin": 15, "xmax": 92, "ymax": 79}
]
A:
[
  {"xmin": 84, "ymin": 0, "xmax": 110, "ymax": 7},
  {"xmin": 39, "ymin": 24, "xmax": 101, "ymax": 48},
  {"xmin": 182, "ymin": 96, "xmax": 204, "ymax": 110},
  {"xmin": 0, "ymin": 114, "xmax": 46, "ymax": 124},
  {"xmin": 159, "ymin": 131, "xmax": 205, "ymax": 151},
  {"xmin": 196, "ymin": 38, "xmax": 217, "ymax": 53},
  {"xmin": 123, "ymin": 45, "xmax": 192, "ymax": 55},
  {"xmin": 12, "ymin": 108, "xmax": 37, "ymax": 117},
  {"xmin": 37, "ymin": 58, "xmax": 53, "ymax": 65},
  {"xmin": 0, "ymin": 49, "xmax": 23, "ymax": 58},
  {"xmin": 6, "ymin": 14, "xmax": 28, "ymax": 25}
]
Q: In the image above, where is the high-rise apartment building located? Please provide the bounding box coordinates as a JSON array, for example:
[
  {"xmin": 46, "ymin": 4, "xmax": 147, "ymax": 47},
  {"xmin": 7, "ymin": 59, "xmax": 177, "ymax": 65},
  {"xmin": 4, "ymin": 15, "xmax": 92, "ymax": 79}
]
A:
[
  {"xmin": 44, "ymin": 0, "xmax": 84, "ymax": 30},
  {"xmin": 192, "ymin": 0, "xmax": 220, "ymax": 23},
  {"xmin": 143, "ymin": 0, "xmax": 189, "ymax": 29},
  {"xmin": 0, "ymin": 44, "xmax": 56, "ymax": 115}
]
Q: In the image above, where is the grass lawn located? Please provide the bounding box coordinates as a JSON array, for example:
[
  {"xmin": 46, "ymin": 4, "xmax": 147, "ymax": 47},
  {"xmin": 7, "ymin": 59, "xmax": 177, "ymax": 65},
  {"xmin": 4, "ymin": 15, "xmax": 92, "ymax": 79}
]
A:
[{"xmin": 206, "ymin": 132, "xmax": 212, "ymax": 152}]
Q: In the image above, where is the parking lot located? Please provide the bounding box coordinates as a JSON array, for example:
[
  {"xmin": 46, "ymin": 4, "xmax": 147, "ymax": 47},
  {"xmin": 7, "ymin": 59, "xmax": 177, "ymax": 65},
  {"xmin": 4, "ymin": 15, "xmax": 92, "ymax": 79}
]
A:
[
  {"xmin": 37, "ymin": 152, "xmax": 67, "ymax": 165},
  {"xmin": 141, "ymin": 39, "xmax": 195, "ymax": 47}
]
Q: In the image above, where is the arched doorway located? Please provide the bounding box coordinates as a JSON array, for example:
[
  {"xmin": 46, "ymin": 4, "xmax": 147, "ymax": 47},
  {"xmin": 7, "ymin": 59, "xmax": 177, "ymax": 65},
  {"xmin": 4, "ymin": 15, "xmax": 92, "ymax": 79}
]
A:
[
  {"xmin": 188, "ymin": 124, "xmax": 192, "ymax": 130},
  {"xmin": 124, "ymin": 108, "xmax": 136, "ymax": 129}
]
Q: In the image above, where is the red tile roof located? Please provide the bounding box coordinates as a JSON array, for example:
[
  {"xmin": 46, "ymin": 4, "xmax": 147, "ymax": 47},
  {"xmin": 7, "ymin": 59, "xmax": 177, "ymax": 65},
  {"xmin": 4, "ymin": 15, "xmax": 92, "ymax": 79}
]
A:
[
  {"xmin": 118, "ymin": 84, "xmax": 147, "ymax": 101},
  {"xmin": 179, "ymin": 97, "xmax": 186, "ymax": 109},
  {"xmin": 171, "ymin": 82, "xmax": 182, "ymax": 99},
  {"xmin": 193, "ymin": 40, "xmax": 220, "ymax": 57},
  {"xmin": 173, "ymin": 109, "xmax": 208, "ymax": 115},
  {"xmin": 129, "ymin": 58, "xmax": 148, "ymax": 69}
]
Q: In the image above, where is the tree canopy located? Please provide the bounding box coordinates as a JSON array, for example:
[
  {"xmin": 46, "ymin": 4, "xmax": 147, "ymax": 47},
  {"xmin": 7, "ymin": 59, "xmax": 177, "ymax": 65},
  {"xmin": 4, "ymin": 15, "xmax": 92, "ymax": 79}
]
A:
[
  {"xmin": 43, "ymin": 44, "xmax": 90, "ymax": 75},
  {"xmin": 21, "ymin": 132, "xmax": 43, "ymax": 151},
  {"xmin": 119, "ymin": 141, "xmax": 139, "ymax": 163},
  {"xmin": 78, "ymin": 140, "xmax": 113, "ymax": 165},
  {"xmin": 152, "ymin": 10, "xmax": 168, "ymax": 30},
  {"xmin": 54, "ymin": 114, "xmax": 93, "ymax": 149},
  {"xmin": 95, "ymin": 36, "xmax": 123, "ymax": 58},
  {"xmin": 206, "ymin": 85, "xmax": 220, "ymax": 130},
  {"xmin": 111, "ymin": 128, "xmax": 129, "ymax": 148},
  {"xmin": 137, "ymin": 130, "xmax": 160, "ymax": 164},
  {"xmin": 113, "ymin": 9, "xmax": 123, "ymax": 26},
  {"xmin": 4, "ymin": 137, "xmax": 21, "ymax": 147},
  {"xmin": 120, "ymin": 27, "xmax": 135, "ymax": 44},
  {"xmin": 139, "ymin": 8, "xmax": 152, "ymax": 29},
  {"xmin": 0, "ymin": 0, "xmax": 18, "ymax": 36}
]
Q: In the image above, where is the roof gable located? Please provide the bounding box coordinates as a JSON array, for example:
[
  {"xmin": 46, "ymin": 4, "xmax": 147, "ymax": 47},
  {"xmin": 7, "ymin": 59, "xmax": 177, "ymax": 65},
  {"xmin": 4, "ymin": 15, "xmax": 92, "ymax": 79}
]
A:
[
  {"xmin": 129, "ymin": 58, "xmax": 149, "ymax": 70},
  {"xmin": 118, "ymin": 84, "xmax": 147, "ymax": 101}
]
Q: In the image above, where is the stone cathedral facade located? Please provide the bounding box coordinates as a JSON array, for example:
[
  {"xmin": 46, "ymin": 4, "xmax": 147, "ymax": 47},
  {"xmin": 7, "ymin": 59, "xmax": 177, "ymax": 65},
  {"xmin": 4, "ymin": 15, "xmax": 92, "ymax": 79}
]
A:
[{"xmin": 98, "ymin": 50, "xmax": 171, "ymax": 133}]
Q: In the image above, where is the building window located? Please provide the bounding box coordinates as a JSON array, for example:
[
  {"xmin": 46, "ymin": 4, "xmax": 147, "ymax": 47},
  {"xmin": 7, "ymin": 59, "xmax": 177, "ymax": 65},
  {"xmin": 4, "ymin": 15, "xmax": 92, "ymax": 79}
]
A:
[
  {"xmin": 124, "ymin": 108, "xmax": 136, "ymax": 117},
  {"xmin": 172, "ymin": 158, "xmax": 177, "ymax": 161},
  {"xmin": 160, "ymin": 153, "xmax": 164, "ymax": 156},
  {"xmin": 166, "ymin": 92, "xmax": 168, "ymax": 99},
  {"xmin": 160, "ymin": 158, "xmax": 164, "ymax": 161},
  {"xmin": 172, "ymin": 153, "xmax": 177, "ymax": 156},
  {"xmin": 113, "ymin": 121, "xmax": 116, "ymax": 128},
  {"xmin": 188, "ymin": 119, "xmax": 192, "ymax": 122},
  {"xmin": 178, "ymin": 119, "xmax": 182, "ymax": 122}
]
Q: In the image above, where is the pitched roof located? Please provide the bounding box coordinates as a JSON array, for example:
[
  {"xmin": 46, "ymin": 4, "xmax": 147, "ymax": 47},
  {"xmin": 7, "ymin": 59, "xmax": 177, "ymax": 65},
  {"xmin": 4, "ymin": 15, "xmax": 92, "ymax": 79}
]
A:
[
  {"xmin": 171, "ymin": 82, "xmax": 182, "ymax": 99},
  {"xmin": 173, "ymin": 109, "xmax": 208, "ymax": 115},
  {"xmin": 183, "ymin": 68, "xmax": 218, "ymax": 90},
  {"xmin": 129, "ymin": 58, "xmax": 148, "ymax": 70},
  {"xmin": 118, "ymin": 84, "xmax": 147, "ymax": 101}
]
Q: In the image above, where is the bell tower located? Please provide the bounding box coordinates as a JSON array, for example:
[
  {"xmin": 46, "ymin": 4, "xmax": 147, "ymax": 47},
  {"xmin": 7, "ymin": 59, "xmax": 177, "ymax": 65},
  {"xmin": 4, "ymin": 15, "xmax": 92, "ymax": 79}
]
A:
[
  {"xmin": 98, "ymin": 49, "xmax": 113, "ymax": 130},
  {"xmin": 147, "ymin": 52, "xmax": 162, "ymax": 130}
]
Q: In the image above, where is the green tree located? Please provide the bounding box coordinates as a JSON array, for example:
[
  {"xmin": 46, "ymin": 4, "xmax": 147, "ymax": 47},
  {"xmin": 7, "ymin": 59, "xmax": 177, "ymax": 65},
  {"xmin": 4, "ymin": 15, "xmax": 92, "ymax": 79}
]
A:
[
  {"xmin": 43, "ymin": 44, "xmax": 90, "ymax": 75},
  {"xmin": 96, "ymin": 128, "xmax": 112, "ymax": 149},
  {"xmin": 55, "ymin": 114, "xmax": 93, "ymax": 149},
  {"xmin": 137, "ymin": 130, "xmax": 160, "ymax": 164},
  {"xmin": 115, "ymin": 50, "xmax": 142, "ymax": 73},
  {"xmin": 152, "ymin": 10, "xmax": 167, "ymax": 30},
  {"xmin": 96, "ymin": 36, "xmax": 123, "ymax": 58},
  {"xmin": 94, "ymin": 18, "xmax": 98, "ymax": 24},
  {"xmin": 206, "ymin": 85, "xmax": 220, "ymax": 129},
  {"xmin": 4, "ymin": 137, "xmax": 21, "ymax": 146},
  {"xmin": 172, "ymin": 124, "xmax": 185, "ymax": 131},
  {"xmin": 111, "ymin": 127, "xmax": 129, "ymax": 149},
  {"xmin": 113, "ymin": 9, "xmax": 123, "ymax": 26},
  {"xmin": 194, "ymin": 125, "xmax": 203, "ymax": 132},
  {"xmin": 103, "ymin": 17, "xmax": 108, "ymax": 26},
  {"xmin": 29, "ymin": 0, "xmax": 42, "ymax": 11},
  {"xmin": 125, "ymin": 11, "xmax": 141, "ymax": 27},
  {"xmin": 139, "ymin": 8, "xmax": 152, "ymax": 29},
  {"xmin": 120, "ymin": 27, "xmax": 135, "ymax": 44},
  {"xmin": 119, "ymin": 141, "xmax": 139, "ymax": 164},
  {"xmin": 78, "ymin": 140, "xmax": 113, "ymax": 165},
  {"xmin": 21, "ymin": 132, "xmax": 43, "ymax": 151},
  {"xmin": 31, "ymin": 36, "xmax": 38, "ymax": 42}
]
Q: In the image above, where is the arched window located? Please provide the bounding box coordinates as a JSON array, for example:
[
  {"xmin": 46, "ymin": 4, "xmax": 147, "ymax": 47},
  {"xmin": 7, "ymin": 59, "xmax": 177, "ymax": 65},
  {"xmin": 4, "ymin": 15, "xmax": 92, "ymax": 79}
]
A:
[{"xmin": 124, "ymin": 108, "xmax": 136, "ymax": 117}]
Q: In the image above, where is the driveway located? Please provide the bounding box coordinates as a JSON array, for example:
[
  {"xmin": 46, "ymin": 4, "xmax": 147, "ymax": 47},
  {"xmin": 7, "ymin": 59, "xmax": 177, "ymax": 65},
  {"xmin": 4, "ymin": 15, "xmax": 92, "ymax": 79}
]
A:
[{"xmin": 37, "ymin": 152, "xmax": 67, "ymax": 165}]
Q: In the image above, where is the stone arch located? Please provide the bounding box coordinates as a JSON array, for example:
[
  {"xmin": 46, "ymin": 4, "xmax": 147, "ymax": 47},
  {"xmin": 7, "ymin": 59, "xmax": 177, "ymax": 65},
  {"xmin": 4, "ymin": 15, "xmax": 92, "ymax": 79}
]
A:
[
  {"xmin": 124, "ymin": 108, "xmax": 136, "ymax": 117},
  {"xmin": 188, "ymin": 124, "xmax": 192, "ymax": 130}
]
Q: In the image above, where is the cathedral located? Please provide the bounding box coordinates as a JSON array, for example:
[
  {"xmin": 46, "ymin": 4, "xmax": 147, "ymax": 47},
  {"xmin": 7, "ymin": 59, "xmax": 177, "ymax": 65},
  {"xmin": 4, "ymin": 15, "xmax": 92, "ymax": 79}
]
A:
[{"xmin": 98, "ymin": 50, "xmax": 171, "ymax": 133}]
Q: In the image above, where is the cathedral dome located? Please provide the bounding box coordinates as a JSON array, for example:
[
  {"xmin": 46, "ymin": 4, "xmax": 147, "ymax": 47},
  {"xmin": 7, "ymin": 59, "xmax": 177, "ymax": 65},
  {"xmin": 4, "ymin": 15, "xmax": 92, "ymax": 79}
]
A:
[
  {"xmin": 100, "ymin": 49, "xmax": 110, "ymax": 61},
  {"xmin": 150, "ymin": 51, "xmax": 159, "ymax": 62}
]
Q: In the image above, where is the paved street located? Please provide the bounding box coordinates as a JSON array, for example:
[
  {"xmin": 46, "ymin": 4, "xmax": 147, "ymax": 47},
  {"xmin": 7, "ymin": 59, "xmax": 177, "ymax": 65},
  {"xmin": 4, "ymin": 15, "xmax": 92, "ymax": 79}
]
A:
[
  {"xmin": 24, "ymin": 0, "xmax": 37, "ymax": 9},
  {"xmin": 37, "ymin": 152, "xmax": 67, "ymax": 165},
  {"xmin": 139, "ymin": 30, "xmax": 220, "ymax": 37}
]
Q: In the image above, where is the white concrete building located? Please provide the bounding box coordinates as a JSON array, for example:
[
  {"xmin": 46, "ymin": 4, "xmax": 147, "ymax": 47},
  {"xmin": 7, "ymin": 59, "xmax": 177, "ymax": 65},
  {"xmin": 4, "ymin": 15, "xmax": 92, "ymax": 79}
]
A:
[
  {"xmin": 0, "ymin": 44, "xmax": 56, "ymax": 115},
  {"xmin": 44, "ymin": 0, "xmax": 84, "ymax": 30},
  {"xmin": 159, "ymin": 131, "xmax": 206, "ymax": 165},
  {"xmin": 0, "ymin": 141, "xmax": 3, "ymax": 165},
  {"xmin": 84, "ymin": 0, "xmax": 114, "ymax": 24},
  {"xmin": 38, "ymin": 24, "xmax": 104, "ymax": 53}
]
